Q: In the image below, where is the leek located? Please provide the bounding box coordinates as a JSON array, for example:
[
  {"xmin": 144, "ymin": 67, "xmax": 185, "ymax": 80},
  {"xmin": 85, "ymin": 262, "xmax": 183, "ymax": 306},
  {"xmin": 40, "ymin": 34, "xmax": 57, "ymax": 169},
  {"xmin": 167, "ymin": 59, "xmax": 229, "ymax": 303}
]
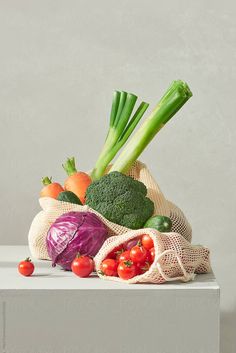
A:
[
  {"xmin": 109, "ymin": 80, "xmax": 192, "ymax": 174},
  {"xmin": 91, "ymin": 91, "xmax": 149, "ymax": 180}
]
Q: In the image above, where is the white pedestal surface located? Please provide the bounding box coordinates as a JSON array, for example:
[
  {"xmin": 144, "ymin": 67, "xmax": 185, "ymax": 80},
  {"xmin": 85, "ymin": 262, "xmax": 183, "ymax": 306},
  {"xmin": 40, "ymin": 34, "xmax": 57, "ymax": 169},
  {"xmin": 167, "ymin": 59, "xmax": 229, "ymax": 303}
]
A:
[{"xmin": 0, "ymin": 246, "xmax": 219, "ymax": 353}]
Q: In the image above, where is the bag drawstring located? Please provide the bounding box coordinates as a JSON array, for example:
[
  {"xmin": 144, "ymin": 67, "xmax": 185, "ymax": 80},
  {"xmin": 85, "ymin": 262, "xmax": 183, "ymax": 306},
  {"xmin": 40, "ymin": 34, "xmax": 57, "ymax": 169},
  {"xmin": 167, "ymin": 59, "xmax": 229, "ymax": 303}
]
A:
[{"xmin": 154, "ymin": 249, "xmax": 196, "ymax": 283}]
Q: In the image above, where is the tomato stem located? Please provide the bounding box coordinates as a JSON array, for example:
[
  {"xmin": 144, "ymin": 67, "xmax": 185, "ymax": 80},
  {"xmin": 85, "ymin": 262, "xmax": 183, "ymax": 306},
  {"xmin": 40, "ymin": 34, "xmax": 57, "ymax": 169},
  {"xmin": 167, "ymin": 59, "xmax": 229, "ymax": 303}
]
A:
[{"xmin": 124, "ymin": 260, "xmax": 133, "ymax": 267}]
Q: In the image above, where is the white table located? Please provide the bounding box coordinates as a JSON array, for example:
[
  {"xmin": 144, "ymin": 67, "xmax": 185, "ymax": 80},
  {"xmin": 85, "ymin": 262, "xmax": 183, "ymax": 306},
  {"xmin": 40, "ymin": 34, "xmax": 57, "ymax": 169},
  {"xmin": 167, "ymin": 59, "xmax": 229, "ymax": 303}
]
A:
[{"xmin": 0, "ymin": 246, "xmax": 220, "ymax": 353}]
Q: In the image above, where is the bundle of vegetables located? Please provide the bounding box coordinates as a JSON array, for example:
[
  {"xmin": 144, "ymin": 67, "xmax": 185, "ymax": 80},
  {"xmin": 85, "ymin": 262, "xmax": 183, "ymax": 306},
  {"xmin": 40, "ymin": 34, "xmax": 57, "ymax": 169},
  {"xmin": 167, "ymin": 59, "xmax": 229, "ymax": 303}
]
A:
[
  {"xmin": 38, "ymin": 80, "xmax": 192, "ymax": 231},
  {"xmin": 85, "ymin": 80, "xmax": 192, "ymax": 228},
  {"xmin": 31, "ymin": 80, "xmax": 193, "ymax": 263}
]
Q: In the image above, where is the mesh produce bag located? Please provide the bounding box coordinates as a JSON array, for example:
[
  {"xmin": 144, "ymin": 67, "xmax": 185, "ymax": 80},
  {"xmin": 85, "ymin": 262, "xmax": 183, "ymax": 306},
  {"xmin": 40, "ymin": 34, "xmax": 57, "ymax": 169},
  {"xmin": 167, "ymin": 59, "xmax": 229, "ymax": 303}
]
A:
[
  {"xmin": 95, "ymin": 228, "xmax": 211, "ymax": 284},
  {"xmin": 28, "ymin": 161, "xmax": 192, "ymax": 260},
  {"xmin": 127, "ymin": 161, "xmax": 192, "ymax": 241}
]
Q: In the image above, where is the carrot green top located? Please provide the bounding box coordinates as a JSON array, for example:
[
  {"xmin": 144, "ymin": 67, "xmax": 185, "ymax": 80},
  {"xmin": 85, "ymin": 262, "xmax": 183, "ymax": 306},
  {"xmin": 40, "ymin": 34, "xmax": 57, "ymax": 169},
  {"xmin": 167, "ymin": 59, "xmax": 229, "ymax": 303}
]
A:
[
  {"xmin": 42, "ymin": 176, "xmax": 52, "ymax": 186},
  {"xmin": 62, "ymin": 157, "xmax": 78, "ymax": 176}
]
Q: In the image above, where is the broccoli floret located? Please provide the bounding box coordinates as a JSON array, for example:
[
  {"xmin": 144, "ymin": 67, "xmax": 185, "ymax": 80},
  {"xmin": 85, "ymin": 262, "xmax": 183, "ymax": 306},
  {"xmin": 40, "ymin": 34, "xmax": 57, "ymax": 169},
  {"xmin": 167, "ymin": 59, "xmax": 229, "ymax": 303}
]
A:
[{"xmin": 85, "ymin": 171, "xmax": 154, "ymax": 229}]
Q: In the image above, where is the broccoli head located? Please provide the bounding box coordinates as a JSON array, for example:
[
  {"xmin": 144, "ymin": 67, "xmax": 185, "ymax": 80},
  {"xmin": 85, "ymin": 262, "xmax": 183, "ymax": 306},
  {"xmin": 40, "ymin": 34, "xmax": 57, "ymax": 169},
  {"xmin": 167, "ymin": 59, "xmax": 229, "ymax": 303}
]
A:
[{"xmin": 85, "ymin": 171, "xmax": 154, "ymax": 229}]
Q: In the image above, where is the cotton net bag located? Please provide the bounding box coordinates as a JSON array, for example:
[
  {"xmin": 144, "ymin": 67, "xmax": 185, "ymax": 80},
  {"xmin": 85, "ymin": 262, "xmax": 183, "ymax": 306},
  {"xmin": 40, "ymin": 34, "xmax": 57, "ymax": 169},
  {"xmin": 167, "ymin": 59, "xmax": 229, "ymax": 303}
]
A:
[
  {"xmin": 28, "ymin": 161, "xmax": 192, "ymax": 260},
  {"xmin": 95, "ymin": 228, "xmax": 211, "ymax": 284}
]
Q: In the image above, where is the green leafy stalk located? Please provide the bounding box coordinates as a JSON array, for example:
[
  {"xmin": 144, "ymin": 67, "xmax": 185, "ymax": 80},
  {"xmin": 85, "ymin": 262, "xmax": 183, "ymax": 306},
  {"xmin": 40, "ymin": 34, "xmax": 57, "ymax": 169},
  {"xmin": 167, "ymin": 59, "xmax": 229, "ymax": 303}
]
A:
[
  {"xmin": 91, "ymin": 91, "xmax": 149, "ymax": 180},
  {"xmin": 42, "ymin": 176, "xmax": 52, "ymax": 186},
  {"xmin": 62, "ymin": 157, "xmax": 77, "ymax": 176},
  {"xmin": 110, "ymin": 80, "xmax": 192, "ymax": 174},
  {"xmin": 114, "ymin": 91, "xmax": 127, "ymax": 126},
  {"xmin": 109, "ymin": 91, "xmax": 120, "ymax": 127}
]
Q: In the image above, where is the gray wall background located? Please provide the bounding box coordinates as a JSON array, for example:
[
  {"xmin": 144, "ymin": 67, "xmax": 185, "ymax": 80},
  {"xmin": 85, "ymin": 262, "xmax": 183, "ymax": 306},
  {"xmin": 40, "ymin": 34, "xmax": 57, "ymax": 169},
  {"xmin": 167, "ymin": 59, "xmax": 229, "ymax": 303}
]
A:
[{"xmin": 0, "ymin": 1, "xmax": 235, "ymax": 352}]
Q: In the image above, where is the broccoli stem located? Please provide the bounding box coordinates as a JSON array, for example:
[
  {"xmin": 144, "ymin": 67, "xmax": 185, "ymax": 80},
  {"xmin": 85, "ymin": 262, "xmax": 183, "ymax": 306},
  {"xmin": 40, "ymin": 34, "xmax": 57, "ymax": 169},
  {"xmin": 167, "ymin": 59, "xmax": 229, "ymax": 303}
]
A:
[
  {"xmin": 91, "ymin": 91, "xmax": 149, "ymax": 181},
  {"xmin": 110, "ymin": 80, "xmax": 192, "ymax": 174}
]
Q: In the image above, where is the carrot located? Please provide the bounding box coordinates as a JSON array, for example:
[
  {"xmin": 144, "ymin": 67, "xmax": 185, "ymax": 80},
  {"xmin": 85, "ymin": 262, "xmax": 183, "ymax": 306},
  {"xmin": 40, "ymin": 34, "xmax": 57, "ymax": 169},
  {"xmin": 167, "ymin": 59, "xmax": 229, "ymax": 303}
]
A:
[
  {"xmin": 62, "ymin": 157, "xmax": 91, "ymax": 204},
  {"xmin": 40, "ymin": 177, "xmax": 64, "ymax": 199}
]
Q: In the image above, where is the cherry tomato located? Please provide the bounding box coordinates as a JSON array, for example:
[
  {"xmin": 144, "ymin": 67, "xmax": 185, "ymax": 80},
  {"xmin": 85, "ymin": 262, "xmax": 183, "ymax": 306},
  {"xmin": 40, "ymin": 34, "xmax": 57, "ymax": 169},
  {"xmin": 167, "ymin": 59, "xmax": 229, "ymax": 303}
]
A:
[
  {"xmin": 71, "ymin": 254, "xmax": 94, "ymax": 277},
  {"xmin": 117, "ymin": 260, "xmax": 136, "ymax": 280},
  {"xmin": 135, "ymin": 261, "xmax": 151, "ymax": 275},
  {"xmin": 150, "ymin": 247, "xmax": 155, "ymax": 262},
  {"xmin": 130, "ymin": 245, "xmax": 147, "ymax": 263},
  {"xmin": 145, "ymin": 250, "xmax": 152, "ymax": 263},
  {"xmin": 18, "ymin": 258, "xmax": 34, "ymax": 276},
  {"xmin": 100, "ymin": 259, "xmax": 118, "ymax": 276},
  {"xmin": 117, "ymin": 250, "xmax": 130, "ymax": 262},
  {"xmin": 107, "ymin": 245, "xmax": 124, "ymax": 260},
  {"xmin": 141, "ymin": 234, "xmax": 154, "ymax": 250}
]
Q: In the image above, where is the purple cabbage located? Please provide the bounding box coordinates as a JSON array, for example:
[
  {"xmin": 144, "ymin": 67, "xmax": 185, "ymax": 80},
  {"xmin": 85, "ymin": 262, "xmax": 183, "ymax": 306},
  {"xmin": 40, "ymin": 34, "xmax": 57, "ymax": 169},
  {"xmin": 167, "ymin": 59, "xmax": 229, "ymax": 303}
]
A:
[
  {"xmin": 124, "ymin": 237, "xmax": 139, "ymax": 250},
  {"xmin": 46, "ymin": 211, "xmax": 107, "ymax": 270}
]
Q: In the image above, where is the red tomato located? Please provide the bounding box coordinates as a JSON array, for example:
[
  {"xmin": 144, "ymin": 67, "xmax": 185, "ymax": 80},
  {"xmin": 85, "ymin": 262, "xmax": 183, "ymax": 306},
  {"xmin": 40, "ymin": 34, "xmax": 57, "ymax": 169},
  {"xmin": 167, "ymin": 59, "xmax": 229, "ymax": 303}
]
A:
[
  {"xmin": 141, "ymin": 234, "xmax": 154, "ymax": 250},
  {"xmin": 107, "ymin": 245, "xmax": 124, "ymax": 260},
  {"xmin": 150, "ymin": 247, "xmax": 155, "ymax": 263},
  {"xmin": 144, "ymin": 250, "xmax": 152, "ymax": 263},
  {"xmin": 71, "ymin": 255, "xmax": 94, "ymax": 277},
  {"xmin": 130, "ymin": 245, "xmax": 147, "ymax": 263},
  {"xmin": 100, "ymin": 259, "xmax": 118, "ymax": 276},
  {"xmin": 18, "ymin": 258, "xmax": 34, "ymax": 277},
  {"xmin": 117, "ymin": 250, "xmax": 130, "ymax": 262},
  {"xmin": 135, "ymin": 261, "xmax": 151, "ymax": 275},
  {"xmin": 117, "ymin": 261, "xmax": 136, "ymax": 280}
]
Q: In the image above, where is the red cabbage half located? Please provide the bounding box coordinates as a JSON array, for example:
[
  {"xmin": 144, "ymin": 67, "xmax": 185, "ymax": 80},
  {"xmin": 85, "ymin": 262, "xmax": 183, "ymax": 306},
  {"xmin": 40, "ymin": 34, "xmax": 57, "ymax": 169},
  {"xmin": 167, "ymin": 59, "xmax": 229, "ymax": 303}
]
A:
[{"xmin": 46, "ymin": 211, "xmax": 108, "ymax": 270}]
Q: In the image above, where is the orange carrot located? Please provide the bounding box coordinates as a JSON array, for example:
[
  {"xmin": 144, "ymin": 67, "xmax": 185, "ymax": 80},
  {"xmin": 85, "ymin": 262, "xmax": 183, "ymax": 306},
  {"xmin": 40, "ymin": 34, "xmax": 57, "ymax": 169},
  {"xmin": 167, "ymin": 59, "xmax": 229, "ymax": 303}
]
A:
[
  {"xmin": 63, "ymin": 157, "xmax": 91, "ymax": 204},
  {"xmin": 40, "ymin": 177, "xmax": 64, "ymax": 199}
]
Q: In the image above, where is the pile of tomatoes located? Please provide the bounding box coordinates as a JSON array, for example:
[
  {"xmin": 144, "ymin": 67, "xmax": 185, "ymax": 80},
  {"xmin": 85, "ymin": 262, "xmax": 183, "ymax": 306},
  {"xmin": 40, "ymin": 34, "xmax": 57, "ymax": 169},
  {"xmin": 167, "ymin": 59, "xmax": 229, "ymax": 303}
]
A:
[
  {"xmin": 18, "ymin": 234, "xmax": 155, "ymax": 281},
  {"xmin": 99, "ymin": 234, "xmax": 155, "ymax": 280}
]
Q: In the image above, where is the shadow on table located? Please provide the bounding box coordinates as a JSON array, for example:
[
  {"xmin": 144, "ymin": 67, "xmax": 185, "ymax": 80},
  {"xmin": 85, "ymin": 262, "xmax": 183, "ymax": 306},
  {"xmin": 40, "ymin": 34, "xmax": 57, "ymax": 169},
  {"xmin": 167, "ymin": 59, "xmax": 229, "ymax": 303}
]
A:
[{"xmin": 221, "ymin": 308, "xmax": 236, "ymax": 353}]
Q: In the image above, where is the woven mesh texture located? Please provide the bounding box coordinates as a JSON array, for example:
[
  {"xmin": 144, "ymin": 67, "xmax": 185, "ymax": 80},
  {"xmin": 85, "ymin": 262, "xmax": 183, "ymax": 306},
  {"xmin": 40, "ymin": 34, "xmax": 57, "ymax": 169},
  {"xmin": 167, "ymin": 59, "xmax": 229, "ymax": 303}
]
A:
[
  {"xmin": 28, "ymin": 161, "xmax": 192, "ymax": 260},
  {"xmin": 95, "ymin": 228, "xmax": 211, "ymax": 284},
  {"xmin": 167, "ymin": 201, "xmax": 192, "ymax": 242}
]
